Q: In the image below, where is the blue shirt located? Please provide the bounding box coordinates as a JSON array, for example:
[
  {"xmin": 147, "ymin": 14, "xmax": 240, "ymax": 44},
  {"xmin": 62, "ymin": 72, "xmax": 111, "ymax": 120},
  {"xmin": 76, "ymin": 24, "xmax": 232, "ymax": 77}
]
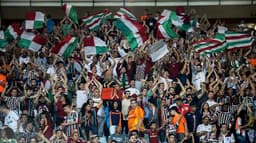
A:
[
  {"xmin": 47, "ymin": 19, "xmax": 55, "ymax": 33},
  {"xmin": 144, "ymin": 105, "xmax": 151, "ymax": 119}
]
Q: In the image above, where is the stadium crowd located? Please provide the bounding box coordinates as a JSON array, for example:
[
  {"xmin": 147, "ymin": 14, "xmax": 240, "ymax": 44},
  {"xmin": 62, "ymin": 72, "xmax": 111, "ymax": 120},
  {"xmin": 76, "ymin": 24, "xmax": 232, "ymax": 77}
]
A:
[{"xmin": 0, "ymin": 7, "xmax": 255, "ymax": 143}]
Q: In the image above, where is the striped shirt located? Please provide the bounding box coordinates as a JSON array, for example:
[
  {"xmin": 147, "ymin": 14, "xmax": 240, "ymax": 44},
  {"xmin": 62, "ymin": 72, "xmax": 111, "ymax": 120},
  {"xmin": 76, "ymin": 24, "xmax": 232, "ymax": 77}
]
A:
[
  {"xmin": 216, "ymin": 111, "xmax": 234, "ymax": 126},
  {"xmin": 19, "ymin": 131, "xmax": 37, "ymax": 143},
  {"xmin": 65, "ymin": 110, "xmax": 79, "ymax": 137},
  {"xmin": 228, "ymin": 104, "xmax": 240, "ymax": 114},
  {"xmin": 4, "ymin": 97, "xmax": 21, "ymax": 112}
]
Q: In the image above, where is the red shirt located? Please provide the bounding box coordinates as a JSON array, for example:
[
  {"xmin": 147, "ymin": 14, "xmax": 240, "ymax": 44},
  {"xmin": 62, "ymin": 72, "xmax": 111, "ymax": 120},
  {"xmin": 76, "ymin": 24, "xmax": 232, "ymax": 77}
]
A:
[
  {"xmin": 145, "ymin": 58, "xmax": 153, "ymax": 75},
  {"xmin": 178, "ymin": 104, "xmax": 190, "ymax": 115},
  {"xmin": 167, "ymin": 63, "xmax": 182, "ymax": 79},
  {"xmin": 145, "ymin": 129, "xmax": 160, "ymax": 143},
  {"xmin": 56, "ymin": 100, "xmax": 67, "ymax": 118}
]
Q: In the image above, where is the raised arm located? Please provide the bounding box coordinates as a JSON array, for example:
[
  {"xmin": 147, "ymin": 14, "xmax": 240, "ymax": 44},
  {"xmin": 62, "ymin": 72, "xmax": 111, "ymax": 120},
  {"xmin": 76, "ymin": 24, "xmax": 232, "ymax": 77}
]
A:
[
  {"xmin": 177, "ymin": 79, "xmax": 186, "ymax": 98},
  {"xmin": 93, "ymin": 77, "xmax": 103, "ymax": 94},
  {"xmin": 75, "ymin": 73, "xmax": 83, "ymax": 91}
]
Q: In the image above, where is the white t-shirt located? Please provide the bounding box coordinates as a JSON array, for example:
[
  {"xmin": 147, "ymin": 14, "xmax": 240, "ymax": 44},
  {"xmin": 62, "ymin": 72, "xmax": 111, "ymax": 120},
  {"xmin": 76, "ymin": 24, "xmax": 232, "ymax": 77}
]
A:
[
  {"xmin": 219, "ymin": 133, "xmax": 235, "ymax": 143},
  {"xmin": 206, "ymin": 100, "xmax": 218, "ymax": 107},
  {"xmin": 192, "ymin": 70, "xmax": 206, "ymax": 91},
  {"xmin": 113, "ymin": 58, "xmax": 121, "ymax": 78},
  {"xmin": 46, "ymin": 65, "xmax": 56, "ymax": 78},
  {"xmin": 76, "ymin": 90, "xmax": 88, "ymax": 109},
  {"xmin": 92, "ymin": 97, "xmax": 102, "ymax": 108},
  {"xmin": 4, "ymin": 110, "xmax": 19, "ymax": 132},
  {"xmin": 196, "ymin": 124, "xmax": 212, "ymax": 141},
  {"xmin": 19, "ymin": 56, "xmax": 30, "ymax": 65}
]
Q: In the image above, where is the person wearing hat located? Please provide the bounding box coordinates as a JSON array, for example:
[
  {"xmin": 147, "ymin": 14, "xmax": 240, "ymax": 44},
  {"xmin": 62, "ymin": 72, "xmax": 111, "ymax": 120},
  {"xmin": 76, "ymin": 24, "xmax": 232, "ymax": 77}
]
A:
[{"xmin": 196, "ymin": 115, "xmax": 212, "ymax": 143}]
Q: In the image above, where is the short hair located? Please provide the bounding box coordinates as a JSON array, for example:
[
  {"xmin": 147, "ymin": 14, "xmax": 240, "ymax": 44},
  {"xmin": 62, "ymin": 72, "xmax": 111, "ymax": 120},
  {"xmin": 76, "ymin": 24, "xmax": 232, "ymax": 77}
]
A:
[
  {"xmin": 111, "ymin": 140, "xmax": 117, "ymax": 143},
  {"xmin": 150, "ymin": 122, "xmax": 157, "ymax": 126},
  {"xmin": 175, "ymin": 97, "xmax": 182, "ymax": 102},
  {"xmin": 169, "ymin": 107, "xmax": 178, "ymax": 113},
  {"xmin": 220, "ymin": 123, "xmax": 228, "ymax": 128},
  {"xmin": 130, "ymin": 130, "xmax": 138, "ymax": 135},
  {"xmin": 2, "ymin": 127, "xmax": 15, "ymax": 139}
]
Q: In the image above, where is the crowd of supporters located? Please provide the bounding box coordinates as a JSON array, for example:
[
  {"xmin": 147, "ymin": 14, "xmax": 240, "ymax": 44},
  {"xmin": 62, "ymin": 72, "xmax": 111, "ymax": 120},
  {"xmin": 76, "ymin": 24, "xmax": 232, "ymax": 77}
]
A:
[{"xmin": 0, "ymin": 7, "xmax": 255, "ymax": 143}]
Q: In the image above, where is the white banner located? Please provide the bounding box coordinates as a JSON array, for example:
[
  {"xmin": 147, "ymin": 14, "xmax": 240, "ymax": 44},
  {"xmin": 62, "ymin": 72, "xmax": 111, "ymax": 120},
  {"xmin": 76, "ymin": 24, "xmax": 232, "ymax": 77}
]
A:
[{"xmin": 149, "ymin": 40, "xmax": 169, "ymax": 62}]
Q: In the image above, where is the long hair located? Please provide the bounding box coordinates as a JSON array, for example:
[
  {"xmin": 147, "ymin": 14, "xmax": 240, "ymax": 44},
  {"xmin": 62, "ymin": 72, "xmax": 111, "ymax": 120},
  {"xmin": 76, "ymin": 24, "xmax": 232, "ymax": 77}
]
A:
[{"xmin": 80, "ymin": 102, "xmax": 90, "ymax": 117}]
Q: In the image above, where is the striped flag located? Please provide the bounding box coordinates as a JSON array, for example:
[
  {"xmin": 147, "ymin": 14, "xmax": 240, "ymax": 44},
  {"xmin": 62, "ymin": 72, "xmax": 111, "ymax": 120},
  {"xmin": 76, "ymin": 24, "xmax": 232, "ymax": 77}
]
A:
[
  {"xmin": 52, "ymin": 34, "xmax": 78, "ymax": 58},
  {"xmin": 82, "ymin": 10, "xmax": 112, "ymax": 31},
  {"xmin": 114, "ymin": 7, "xmax": 136, "ymax": 20},
  {"xmin": 18, "ymin": 32, "xmax": 46, "ymax": 52},
  {"xmin": 161, "ymin": 9, "xmax": 195, "ymax": 32},
  {"xmin": 0, "ymin": 30, "xmax": 8, "ymax": 52},
  {"xmin": 63, "ymin": 4, "xmax": 78, "ymax": 24},
  {"xmin": 225, "ymin": 31, "xmax": 254, "ymax": 51},
  {"xmin": 192, "ymin": 33, "xmax": 228, "ymax": 55},
  {"xmin": 4, "ymin": 23, "xmax": 22, "ymax": 41},
  {"xmin": 25, "ymin": 11, "xmax": 45, "ymax": 29},
  {"xmin": 83, "ymin": 36, "xmax": 109, "ymax": 55},
  {"xmin": 157, "ymin": 15, "xmax": 179, "ymax": 39},
  {"xmin": 114, "ymin": 15, "xmax": 147, "ymax": 51}
]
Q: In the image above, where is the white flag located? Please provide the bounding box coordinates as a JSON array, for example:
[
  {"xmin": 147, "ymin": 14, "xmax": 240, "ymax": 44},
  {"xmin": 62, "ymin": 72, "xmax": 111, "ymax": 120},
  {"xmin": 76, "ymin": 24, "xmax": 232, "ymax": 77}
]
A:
[{"xmin": 149, "ymin": 40, "xmax": 169, "ymax": 62}]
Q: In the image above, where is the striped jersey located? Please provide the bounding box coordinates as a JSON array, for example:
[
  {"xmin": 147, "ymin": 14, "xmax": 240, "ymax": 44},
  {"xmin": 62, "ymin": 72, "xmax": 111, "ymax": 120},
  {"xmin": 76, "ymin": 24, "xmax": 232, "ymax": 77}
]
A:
[
  {"xmin": 216, "ymin": 111, "xmax": 234, "ymax": 126},
  {"xmin": 65, "ymin": 110, "xmax": 79, "ymax": 137}
]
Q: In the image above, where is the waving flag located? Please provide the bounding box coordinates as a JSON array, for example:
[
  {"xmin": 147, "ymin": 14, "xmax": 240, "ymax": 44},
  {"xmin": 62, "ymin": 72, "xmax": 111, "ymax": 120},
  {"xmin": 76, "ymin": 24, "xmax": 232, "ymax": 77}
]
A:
[
  {"xmin": 63, "ymin": 4, "xmax": 78, "ymax": 24},
  {"xmin": 18, "ymin": 32, "xmax": 46, "ymax": 52},
  {"xmin": 114, "ymin": 8, "xmax": 136, "ymax": 20},
  {"xmin": 192, "ymin": 33, "xmax": 228, "ymax": 55},
  {"xmin": 114, "ymin": 12, "xmax": 147, "ymax": 51},
  {"xmin": 157, "ymin": 15, "xmax": 179, "ymax": 39},
  {"xmin": 5, "ymin": 23, "xmax": 22, "ymax": 41},
  {"xmin": 225, "ymin": 31, "xmax": 254, "ymax": 51},
  {"xmin": 52, "ymin": 34, "xmax": 78, "ymax": 58},
  {"xmin": 161, "ymin": 9, "xmax": 196, "ymax": 32},
  {"xmin": 83, "ymin": 36, "xmax": 109, "ymax": 55},
  {"xmin": 82, "ymin": 10, "xmax": 112, "ymax": 31},
  {"xmin": 0, "ymin": 31, "xmax": 8, "ymax": 52},
  {"xmin": 25, "ymin": 11, "xmax": 45, "ymax": 29}
]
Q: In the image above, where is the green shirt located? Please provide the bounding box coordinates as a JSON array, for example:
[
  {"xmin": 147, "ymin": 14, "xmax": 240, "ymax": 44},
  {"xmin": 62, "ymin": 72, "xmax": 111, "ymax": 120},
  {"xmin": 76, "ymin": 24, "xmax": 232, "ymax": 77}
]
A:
[{"xmin": 62, "ymin": 24, "xmax": 72, "ymax": 36}]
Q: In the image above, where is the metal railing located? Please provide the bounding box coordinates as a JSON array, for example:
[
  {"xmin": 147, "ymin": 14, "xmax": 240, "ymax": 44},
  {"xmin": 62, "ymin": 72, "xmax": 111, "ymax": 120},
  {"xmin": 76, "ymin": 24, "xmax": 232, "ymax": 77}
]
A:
[{"xmin": 0, "ymin": 0, "xmax": 255, "ymax": 7}]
